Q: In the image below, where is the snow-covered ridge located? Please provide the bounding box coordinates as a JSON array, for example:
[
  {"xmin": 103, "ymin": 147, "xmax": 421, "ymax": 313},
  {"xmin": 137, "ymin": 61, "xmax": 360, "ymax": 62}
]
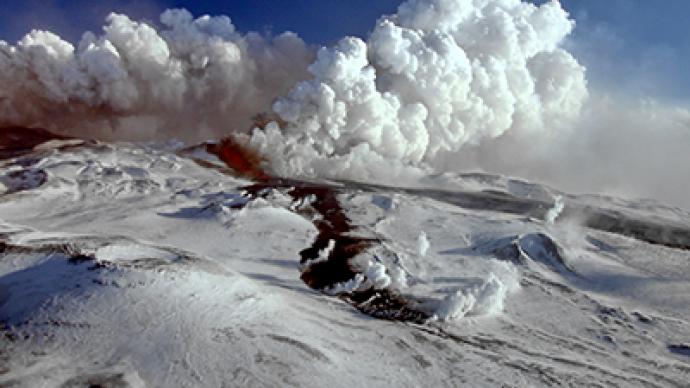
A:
[{"xmin": 1, "ymin": 139, "xmax": 690, "ymax": 386}]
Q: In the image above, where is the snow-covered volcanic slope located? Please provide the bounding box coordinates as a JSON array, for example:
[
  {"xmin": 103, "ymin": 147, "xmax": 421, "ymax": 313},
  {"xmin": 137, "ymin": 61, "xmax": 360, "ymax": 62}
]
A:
[{"xmin": 1, "ymin": 135, "xmax": 690, "ymax": 387}]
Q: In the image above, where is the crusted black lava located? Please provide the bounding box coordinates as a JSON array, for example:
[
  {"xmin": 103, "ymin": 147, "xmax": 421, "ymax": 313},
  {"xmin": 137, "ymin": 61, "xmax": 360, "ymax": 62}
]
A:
[{"xmin": 237, "ymin": 179, "xmax": 431, "ymax": 322}]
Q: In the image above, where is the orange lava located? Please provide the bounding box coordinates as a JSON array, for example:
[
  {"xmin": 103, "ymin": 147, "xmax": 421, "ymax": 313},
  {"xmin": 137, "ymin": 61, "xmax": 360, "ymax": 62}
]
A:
[{"xmin": 207, "ymin": 136, "xmax": 270, "ymax": 181}]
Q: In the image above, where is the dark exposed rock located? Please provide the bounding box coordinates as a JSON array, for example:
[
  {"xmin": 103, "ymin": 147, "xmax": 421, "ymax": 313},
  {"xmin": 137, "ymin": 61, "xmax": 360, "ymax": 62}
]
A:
[
  {"xmin": 206, "ymin": 136, "xmax": 269, "ymax": 181},
  {"xmin": 234, "ymin": 179, "xmax": 432, "ymax": 322},
  {"xmin": 60, "ymin": 372, "xmax": 131, "ymax": 388},
  {"xmin": 344, "ymin": 288, "xmax": 430, "ymax": 323},
  {"xmin": 0, "ymin": 126, "xmax": 72, "ymax": 159},
  {"xmin": 668, "ymin": 344, "xmax": 690, "ymax": 357}
]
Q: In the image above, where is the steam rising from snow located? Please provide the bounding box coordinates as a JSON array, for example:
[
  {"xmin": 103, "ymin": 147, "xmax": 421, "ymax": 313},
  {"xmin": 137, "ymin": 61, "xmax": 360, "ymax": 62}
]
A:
[
  {"xmin": 546, "ymin": 195, "xmax": 564, "ymax": 225},
  {"xmin": 435, "ymin": 260, "xmax": 520, "ymax": 320}
]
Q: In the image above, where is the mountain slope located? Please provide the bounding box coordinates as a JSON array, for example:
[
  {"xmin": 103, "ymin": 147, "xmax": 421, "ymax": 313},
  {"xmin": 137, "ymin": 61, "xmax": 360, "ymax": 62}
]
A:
[{"xmin": 1, "ymin": 136, "xmax": 689, "ymax": 387}]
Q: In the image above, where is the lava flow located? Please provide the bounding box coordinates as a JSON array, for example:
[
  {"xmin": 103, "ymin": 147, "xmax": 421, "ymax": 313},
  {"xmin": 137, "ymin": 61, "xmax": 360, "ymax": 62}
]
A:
[{"xmin": 208, "ymin": 136, "xmax": 429, "ymax": 322}]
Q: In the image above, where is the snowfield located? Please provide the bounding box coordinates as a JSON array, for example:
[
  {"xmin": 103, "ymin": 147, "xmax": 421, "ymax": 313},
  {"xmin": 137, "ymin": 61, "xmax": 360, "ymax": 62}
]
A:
[{"xmin": 1, "ymin": 140, "xmax": 689, "ymax": 387}]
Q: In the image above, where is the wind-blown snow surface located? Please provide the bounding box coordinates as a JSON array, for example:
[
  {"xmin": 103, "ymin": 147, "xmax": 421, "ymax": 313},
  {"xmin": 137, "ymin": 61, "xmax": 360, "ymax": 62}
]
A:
[{"xmin": 1, "ymin": 141, "xmax": 690, "ymax": 387}]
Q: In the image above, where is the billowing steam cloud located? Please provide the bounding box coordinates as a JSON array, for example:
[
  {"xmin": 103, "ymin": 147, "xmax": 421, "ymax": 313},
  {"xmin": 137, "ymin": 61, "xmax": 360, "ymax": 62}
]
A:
[
  {"xmin": 2, "ymin": 0, "xmax": 689, "ymax": 208},
  {"xmin": 0, "ymin": 0, "xmax": 587, "ymax": 155},
  {"xmin": 0, "ymin": 9, "xmax": 314, "ymax": 141},
  {"xmin": 251, "ymin": 0, "xmax": 588, "ymax": 179}
]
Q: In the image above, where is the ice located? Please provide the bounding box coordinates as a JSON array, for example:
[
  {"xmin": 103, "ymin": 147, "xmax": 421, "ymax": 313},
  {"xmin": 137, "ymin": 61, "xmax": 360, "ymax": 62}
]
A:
[
  {"xmin": 95, "ymin": 244, "xmax": 178, "ymax": 263},
  {"xmin": 371, "ymin": 194, "xmax": 395, "ymax": 211}
]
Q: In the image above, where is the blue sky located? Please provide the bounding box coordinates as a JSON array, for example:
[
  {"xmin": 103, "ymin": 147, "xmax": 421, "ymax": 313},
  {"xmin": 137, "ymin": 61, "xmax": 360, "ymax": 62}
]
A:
[
  {"xmin": 1, "ymin": 0, "xmax": 688, "ymax": 101},
  {"xmin": 557, "ymin": 0, "xmax": 690, "ymax": 102}
]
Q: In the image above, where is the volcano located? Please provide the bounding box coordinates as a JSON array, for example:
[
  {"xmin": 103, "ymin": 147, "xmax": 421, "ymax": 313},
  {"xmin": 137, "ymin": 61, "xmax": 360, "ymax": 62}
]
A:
[{"xmin": 1, "ymin": 132, "xmax": 689, "ymax": 386}]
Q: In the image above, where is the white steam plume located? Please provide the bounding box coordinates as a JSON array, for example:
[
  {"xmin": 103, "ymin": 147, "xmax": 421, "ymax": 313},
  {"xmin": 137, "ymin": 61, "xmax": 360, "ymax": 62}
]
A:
[
  {"xmin": 0, "ymin": 9, "xmax": 314, "ymax": 141},
  {"xmin": 250, "ymin": 0, "xmax": 588, "ymax": 180}
]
